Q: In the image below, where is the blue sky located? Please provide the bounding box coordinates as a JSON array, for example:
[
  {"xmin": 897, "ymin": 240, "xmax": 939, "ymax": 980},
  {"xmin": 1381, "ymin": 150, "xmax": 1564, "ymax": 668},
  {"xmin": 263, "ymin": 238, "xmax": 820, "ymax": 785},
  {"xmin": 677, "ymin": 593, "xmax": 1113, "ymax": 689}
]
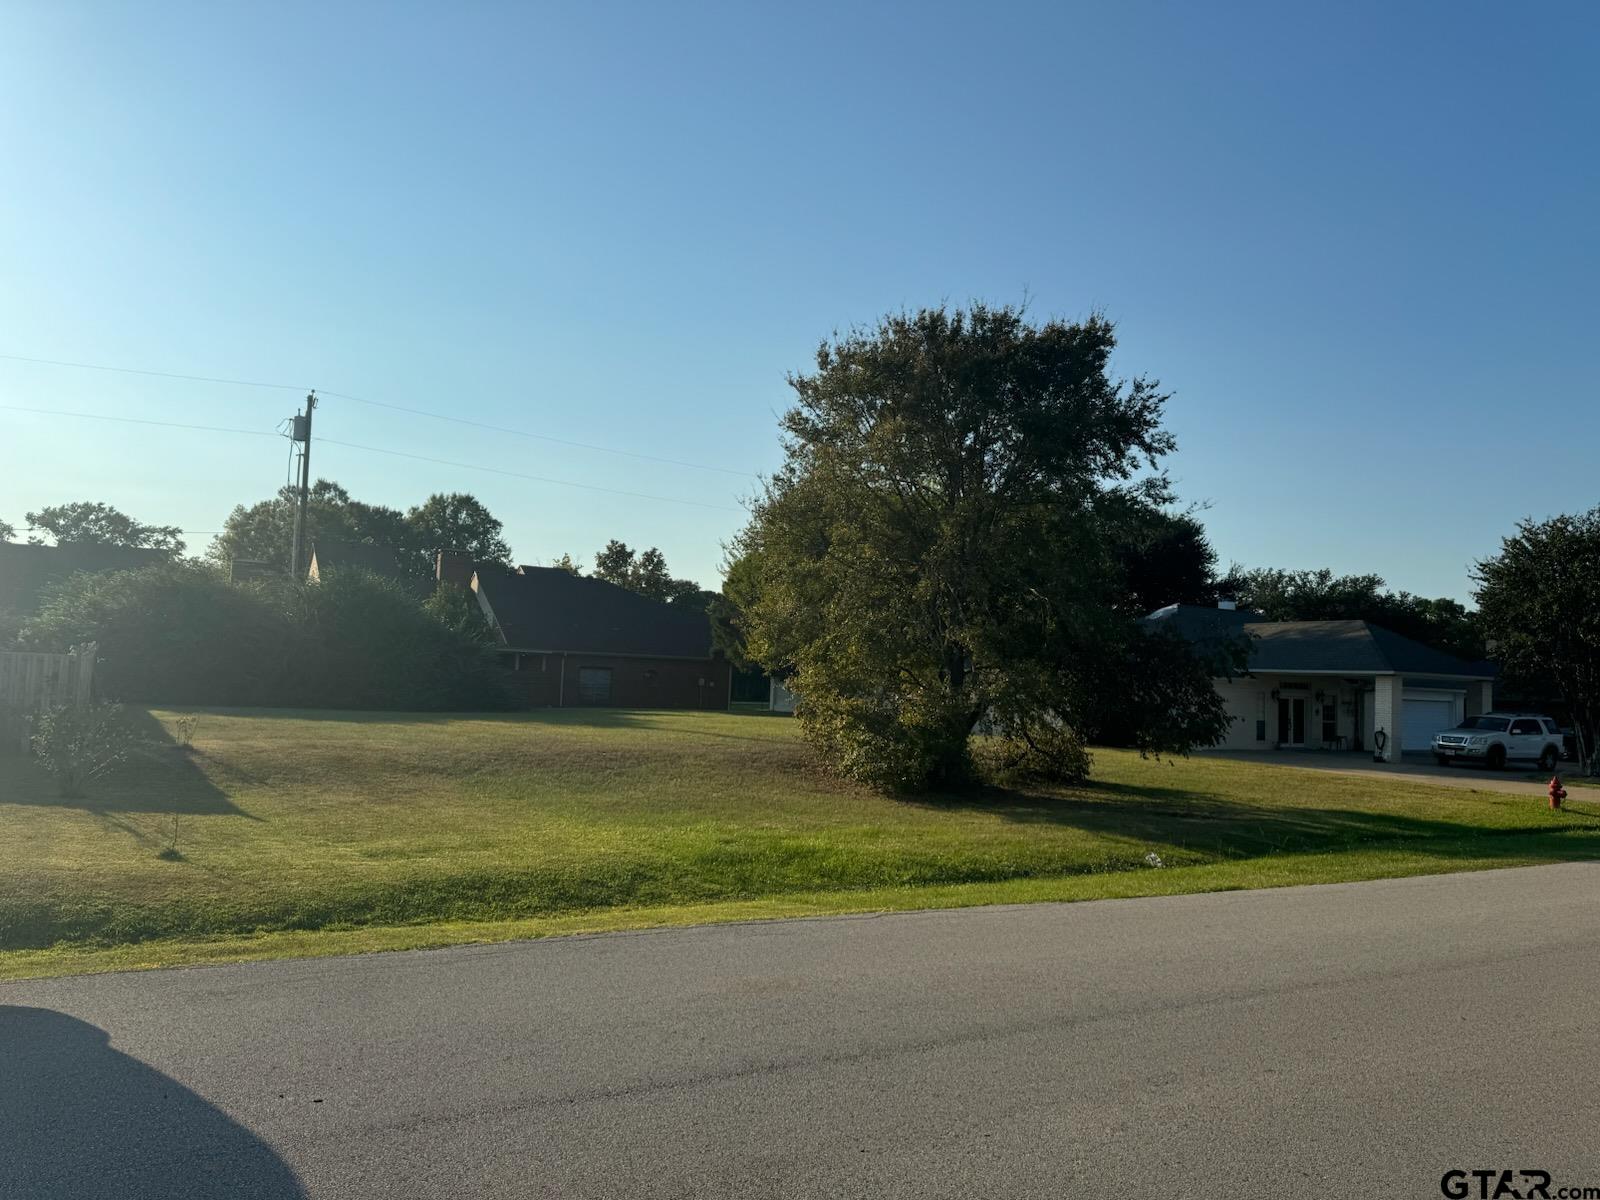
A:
[{"xmin": 2, "ymin": 1, "xmax": 1595, "ymax": 602}]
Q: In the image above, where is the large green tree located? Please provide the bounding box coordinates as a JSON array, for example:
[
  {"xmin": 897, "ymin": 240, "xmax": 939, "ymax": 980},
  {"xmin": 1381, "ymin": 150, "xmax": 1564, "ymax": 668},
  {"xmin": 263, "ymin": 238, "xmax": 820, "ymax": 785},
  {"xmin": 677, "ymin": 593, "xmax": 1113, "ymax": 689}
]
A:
[
  {"xmin": 1474, "ymin": 508, "xmax": 1600, "ymax": 774},
  {"xmin": 24, "ymin": 501, "xmax": 185, "ymax": 555},
  {"xmin": 404, "ymin": 493, "xmax": 512, "ymax": 571},
  {"xmin": 736, "ymin": 303, "xmax": 1234, "ymax": 791},
  {"xmin": 708, "ymin": 547, "xmax": 764, "ymax": 668}
]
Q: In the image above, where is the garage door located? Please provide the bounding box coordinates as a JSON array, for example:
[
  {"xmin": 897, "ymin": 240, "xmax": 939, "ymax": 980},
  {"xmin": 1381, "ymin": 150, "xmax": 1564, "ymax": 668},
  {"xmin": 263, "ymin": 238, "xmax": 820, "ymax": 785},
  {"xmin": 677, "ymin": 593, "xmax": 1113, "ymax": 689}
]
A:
[{"xmin": 1402, "ymin": 698, "xmax": 1453, "ymax": 751}]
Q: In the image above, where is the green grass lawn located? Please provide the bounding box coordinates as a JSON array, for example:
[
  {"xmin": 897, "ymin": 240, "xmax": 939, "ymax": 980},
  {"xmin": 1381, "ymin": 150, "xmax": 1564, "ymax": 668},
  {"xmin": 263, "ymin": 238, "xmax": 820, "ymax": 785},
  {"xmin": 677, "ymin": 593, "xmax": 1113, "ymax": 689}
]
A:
[{"xmin": 2, "ymin": 707, "xmax": 1597, "ymax": 979}]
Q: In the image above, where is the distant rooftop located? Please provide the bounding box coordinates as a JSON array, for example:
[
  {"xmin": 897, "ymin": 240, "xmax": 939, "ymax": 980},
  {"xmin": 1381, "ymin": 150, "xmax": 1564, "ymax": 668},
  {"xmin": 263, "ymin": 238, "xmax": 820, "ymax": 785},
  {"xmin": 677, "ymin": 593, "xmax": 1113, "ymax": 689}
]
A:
[
  {"xmin": 0, "ymin": 541, "xmax": 169, "ymax": 614},
  {"xmin": 308, "ymin": 540, "xmax": 407, "ymax": 582},
  {"xmin": 475, "ymin": 566, "xmax": 715, "ymax": 659},
  {"xmin": 1145, "ymin": 603, "xmax": 1495, "ymax": 679}
]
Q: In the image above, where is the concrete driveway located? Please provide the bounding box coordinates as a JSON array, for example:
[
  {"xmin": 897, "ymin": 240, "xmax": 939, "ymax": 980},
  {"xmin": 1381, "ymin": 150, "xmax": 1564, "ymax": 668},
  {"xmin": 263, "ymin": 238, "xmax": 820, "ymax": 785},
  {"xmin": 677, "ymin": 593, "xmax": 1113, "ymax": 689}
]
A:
[
  {"xmin": 5, "ymin": 864, "xmax": 1600, "ymax": 1199},
  {"xmin": 1201, "ymin": 748, "xmax": 1586, "ymax": 796}
]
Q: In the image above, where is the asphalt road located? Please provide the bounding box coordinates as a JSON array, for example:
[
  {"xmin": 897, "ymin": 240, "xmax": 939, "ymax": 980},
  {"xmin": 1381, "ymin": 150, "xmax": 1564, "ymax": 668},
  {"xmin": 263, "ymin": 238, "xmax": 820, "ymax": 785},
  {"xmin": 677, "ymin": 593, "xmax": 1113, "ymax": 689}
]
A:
[{"xmin": 5, "ymin": 864, "xmax": 1599, "ymax": 1199}]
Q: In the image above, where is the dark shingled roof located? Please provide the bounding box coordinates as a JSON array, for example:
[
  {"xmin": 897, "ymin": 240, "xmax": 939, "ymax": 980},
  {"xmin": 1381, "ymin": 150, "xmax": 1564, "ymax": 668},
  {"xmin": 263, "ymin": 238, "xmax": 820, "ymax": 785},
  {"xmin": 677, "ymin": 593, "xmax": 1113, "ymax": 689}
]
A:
[
  {"xmin": 0, "ymin": 541, "xmax": 168, "ymax": 614},
  {"xmin": 1145, "ymin": 604, "xmax": 1495, "ymax": 679},
  {"xmin": 475, "ymin": 566, "xmax": 716, "ymax": 659}
]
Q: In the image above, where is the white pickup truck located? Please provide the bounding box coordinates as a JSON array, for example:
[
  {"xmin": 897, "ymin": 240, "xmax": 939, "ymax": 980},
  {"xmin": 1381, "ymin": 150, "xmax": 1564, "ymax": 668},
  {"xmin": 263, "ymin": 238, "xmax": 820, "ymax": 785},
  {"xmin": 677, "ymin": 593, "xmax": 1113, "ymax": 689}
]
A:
[{"xmin": 1432, "ymin": 713, "xmax": 1564, "ymax": 771}]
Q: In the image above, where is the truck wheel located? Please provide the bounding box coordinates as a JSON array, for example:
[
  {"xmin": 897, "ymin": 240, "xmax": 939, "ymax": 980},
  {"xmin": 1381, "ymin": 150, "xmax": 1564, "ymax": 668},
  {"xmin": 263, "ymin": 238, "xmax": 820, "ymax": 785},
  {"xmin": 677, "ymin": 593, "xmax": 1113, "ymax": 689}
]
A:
[
  {"xmin": 1538, "ymin": 746, "xmax": 1558, "ymax": 772},
  {"xmin": 1435, "ymin": 754, "xmax": 1450, "ymax": 767},
  {"xmin": 1487, "ymin": 744, "xmax": 1507, "ymax": 770}
]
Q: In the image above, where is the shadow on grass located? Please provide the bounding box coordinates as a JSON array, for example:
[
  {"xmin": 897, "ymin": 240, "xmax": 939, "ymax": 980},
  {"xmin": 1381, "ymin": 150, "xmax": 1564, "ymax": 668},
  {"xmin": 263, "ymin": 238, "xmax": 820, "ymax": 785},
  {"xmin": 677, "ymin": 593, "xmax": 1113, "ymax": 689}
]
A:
[
  {"xmin": 151, "ymin": 706, "xmax": 474, "ymax": 725},
  {"xmin": 525, "ymin": 707, "xmax": 796, "ymax": 745},
  {"xmin": 0, "ymin": 709, "xmax": 248, "ymax": 817},
  {"xmin": 903, "ymin": 778, "xmax": 1600, "ymax": 862}
]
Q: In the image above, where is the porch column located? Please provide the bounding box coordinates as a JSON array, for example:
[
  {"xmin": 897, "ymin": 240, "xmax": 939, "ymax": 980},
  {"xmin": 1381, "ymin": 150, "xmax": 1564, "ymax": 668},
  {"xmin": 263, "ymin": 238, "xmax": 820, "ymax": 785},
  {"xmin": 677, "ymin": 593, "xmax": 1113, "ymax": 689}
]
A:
[
  {"xmin": 1465, "ymin": 680, "xmax": 1494, "ymax": 719},
  {"xmin": 1373, "ymin": 674, "xmax": 1403, "ymax": 762}
]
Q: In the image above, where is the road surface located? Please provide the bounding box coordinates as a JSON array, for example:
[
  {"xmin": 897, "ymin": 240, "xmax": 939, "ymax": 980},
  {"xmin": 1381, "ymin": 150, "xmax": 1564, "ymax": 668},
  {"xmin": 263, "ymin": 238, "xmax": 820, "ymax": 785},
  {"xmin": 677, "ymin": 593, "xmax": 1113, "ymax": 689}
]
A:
[{"xmin": 5, "ymin": 864, "xmax": 1599, "ymax": 1199}]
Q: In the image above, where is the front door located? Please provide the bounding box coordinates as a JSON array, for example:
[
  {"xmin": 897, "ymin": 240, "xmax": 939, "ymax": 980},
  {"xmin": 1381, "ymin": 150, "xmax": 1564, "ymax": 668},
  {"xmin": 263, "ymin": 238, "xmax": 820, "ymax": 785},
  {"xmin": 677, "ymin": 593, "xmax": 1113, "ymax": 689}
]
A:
[{"xmin": 1278, "ymin": 697, "xmax": 1306, "ymax": 746}]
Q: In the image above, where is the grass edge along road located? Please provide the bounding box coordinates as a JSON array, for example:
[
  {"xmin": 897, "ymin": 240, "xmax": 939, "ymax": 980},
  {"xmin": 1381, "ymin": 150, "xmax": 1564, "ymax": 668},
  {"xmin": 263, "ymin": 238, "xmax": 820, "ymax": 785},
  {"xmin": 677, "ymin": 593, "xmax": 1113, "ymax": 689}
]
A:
[
  {"xmin": 2, "ymin": 707, "xmax": 1596, "ymax": 981},
  {"xmin": 2, "ymin": 838, "xmax": 1594, "ymax": 981}
]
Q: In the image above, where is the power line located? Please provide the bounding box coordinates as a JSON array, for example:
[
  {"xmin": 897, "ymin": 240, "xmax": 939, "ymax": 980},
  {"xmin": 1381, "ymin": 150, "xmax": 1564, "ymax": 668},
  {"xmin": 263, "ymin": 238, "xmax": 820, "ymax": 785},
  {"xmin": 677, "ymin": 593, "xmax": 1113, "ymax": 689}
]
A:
[
  {"xmin": 317, "ymin": 388, "xmax": 758, "ymax": 479},
  {"xmin": 318, "ymin": 438, "xmax": 744, "ymax": 513},
  {"xmin": 0, "ymin": 352, "xmax": 305, "ymax": 393},
  {"xmin": 2, "ymin": 402, "xmax": 746, "ymax": 514},
  {"xmin": 0, "ymin": 403, "xmax": 281, "ymax": 438},
  {"xmin": 0, "ymin": 349, "xmax": 761, "ymax": 478}
]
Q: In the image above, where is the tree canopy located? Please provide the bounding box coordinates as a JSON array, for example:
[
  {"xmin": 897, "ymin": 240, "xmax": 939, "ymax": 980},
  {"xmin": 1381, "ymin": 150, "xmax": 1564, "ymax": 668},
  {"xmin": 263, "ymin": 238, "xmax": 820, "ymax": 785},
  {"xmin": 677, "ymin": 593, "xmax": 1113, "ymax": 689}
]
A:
[
  {"xmin": 1218, "ymin": 566, "xmax": 1484, "ymax": 660},
  {"xmin": 1104, "ymin": 505, "xmax": 1218, "ymax": 615},
  {"xmin": 210, "ymin": 481, "xmax": 510, "ymax": 578},
  {"xmin": 23, "ymin": 501, "xmax": 185, "ymax": 555},
  {"xmin": 22, "ymin": 560, "xmax": 510, "ymax": 710},
  {"xmin": 404, "ymin": 493, "xmax": 512, "ymax": 571},
  {"xmin": 0, "ymin": 517, "xmax": 14, "ymax": 542},
  {"xmin": 1474, "ymin": 507, "xmax": 1600, "ymax": 773},
  {"xmin": 591, "ymin": 539, "xmax": 706, "ymax": 606},
  {"xmin": 734, "ymin": 303, "xmax": 1234, "ymax": 790}
]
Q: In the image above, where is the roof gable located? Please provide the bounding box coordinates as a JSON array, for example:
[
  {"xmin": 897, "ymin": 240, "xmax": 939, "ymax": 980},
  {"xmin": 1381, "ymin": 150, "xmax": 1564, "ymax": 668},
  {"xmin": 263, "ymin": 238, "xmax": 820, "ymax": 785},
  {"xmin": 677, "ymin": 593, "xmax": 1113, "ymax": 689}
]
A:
[{"xmin": 475, "ymin": 567, "xmax": 715, "ymax": 659}]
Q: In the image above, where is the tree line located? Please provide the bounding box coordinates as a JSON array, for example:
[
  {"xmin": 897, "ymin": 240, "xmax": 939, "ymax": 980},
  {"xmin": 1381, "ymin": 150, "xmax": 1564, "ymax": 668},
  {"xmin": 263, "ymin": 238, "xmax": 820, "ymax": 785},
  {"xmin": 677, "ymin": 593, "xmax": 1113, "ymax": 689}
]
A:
[{"xmin": 4, "ymin": 302, "xmax": 1596, "ymax": 779}]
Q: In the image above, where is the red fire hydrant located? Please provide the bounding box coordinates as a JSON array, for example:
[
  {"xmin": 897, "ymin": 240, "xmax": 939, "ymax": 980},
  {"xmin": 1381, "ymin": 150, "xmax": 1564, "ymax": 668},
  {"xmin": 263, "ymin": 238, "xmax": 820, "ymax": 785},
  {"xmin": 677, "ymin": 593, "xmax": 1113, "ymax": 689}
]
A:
[{"xmin": 1549, "ymin": 776, "xmax": 1567, "ymax": 810}]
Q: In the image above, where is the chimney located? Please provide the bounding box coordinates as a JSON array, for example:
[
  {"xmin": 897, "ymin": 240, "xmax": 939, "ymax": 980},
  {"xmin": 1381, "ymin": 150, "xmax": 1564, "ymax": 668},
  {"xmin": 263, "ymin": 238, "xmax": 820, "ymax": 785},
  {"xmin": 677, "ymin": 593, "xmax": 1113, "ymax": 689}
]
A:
[
  {"xmin": 436, "ymin": 549, "xmax": 474, "ymax": 587},
  {"xmin": 1217, "ymin": 598, "xmax": 1237, "ymax": 611}
]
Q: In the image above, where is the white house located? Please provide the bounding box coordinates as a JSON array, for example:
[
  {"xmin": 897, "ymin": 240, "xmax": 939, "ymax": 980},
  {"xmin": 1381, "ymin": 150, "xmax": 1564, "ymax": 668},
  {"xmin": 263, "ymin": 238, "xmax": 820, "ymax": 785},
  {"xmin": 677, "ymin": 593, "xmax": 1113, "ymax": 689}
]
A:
[
  {"xmin": 769, "ymin": 677, "xmax": 798, "ymax": 714},
  {"xmin": 1146, "ymin": 602, "xmax": 1495, "ymax": 761}
]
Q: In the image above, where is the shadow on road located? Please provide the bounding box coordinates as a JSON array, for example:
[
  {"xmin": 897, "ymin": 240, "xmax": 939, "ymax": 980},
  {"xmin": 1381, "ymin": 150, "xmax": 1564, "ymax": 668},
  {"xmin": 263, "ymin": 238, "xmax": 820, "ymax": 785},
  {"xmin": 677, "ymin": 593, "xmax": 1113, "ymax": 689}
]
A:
[{"xmin": 0, "ymin": 1006, "xmax": 304, "ymax": 1199}]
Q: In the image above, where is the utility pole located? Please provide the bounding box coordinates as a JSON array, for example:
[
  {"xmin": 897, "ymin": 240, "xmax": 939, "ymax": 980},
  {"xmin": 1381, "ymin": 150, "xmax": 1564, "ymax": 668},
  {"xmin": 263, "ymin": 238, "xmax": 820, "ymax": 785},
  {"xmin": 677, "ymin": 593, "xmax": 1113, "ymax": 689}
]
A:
[{"xmin": 288, "ymin": 391, "xmax": 317, "ymax": 579}]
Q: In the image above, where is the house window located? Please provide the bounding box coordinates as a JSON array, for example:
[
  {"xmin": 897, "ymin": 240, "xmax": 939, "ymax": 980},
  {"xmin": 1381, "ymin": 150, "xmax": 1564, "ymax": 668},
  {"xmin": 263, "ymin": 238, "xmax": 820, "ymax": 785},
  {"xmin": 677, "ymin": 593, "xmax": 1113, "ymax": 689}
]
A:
[
  {"xmin": 1255, "ymin": 693, "xmax": 1267, "ymax": 742},
  {"xmin": 577, "ymin": 667, "xmax": 613, "ymax": 705},
  {"xmin": 1322, "ymin": 697, "xmax": 1338, "ymax": 743}
]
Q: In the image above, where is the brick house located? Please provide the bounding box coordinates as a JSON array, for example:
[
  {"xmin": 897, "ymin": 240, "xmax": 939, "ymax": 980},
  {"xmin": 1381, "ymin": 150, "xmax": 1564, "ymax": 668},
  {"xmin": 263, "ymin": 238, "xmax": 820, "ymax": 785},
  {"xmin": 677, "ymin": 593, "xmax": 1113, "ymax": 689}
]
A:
[{"xmin": 471, "ymin": 564, "xmax": 730, "ymax": 710}]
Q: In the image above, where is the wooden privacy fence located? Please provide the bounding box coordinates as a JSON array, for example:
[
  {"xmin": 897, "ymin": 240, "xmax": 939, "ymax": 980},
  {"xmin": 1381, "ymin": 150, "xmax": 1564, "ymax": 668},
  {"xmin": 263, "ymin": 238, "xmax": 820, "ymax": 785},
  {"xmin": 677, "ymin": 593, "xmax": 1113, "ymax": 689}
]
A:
[{"xmin": 0, "ymin": 643, "xmax": 97, "ymax": 715}]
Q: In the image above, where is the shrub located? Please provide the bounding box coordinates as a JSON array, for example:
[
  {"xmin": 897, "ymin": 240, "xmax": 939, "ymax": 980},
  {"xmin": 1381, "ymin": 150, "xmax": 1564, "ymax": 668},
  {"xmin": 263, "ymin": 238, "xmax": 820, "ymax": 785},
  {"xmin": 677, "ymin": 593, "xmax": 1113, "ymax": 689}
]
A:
[
  {"xmin": 31, "ymin": 703, "xmax": 139, "ymax": 797},
  {"xmin": 288, "ymin": 569, "xmax": 512, "ymax": 710},
  {"xmin": 796, "ymin": 685, "xmax": 977, "ymax": 792},
  {"xmin": 172, "ymin": 713, "xmax": 199, "ymax": 749},
  {"xmin": 971, "ymin": 724, "xmax": 1092, "ymax": 787},
  {"xmin": 23, "ymin": 561, "xmax": 298, "ymax": 705},
  {"xmin": 22, "ymin": 563, "xmax": 513, "ymax": 712},
  {"xmin": 0, "ymin": 702, "xmax": 29, "ymax": 756}
]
